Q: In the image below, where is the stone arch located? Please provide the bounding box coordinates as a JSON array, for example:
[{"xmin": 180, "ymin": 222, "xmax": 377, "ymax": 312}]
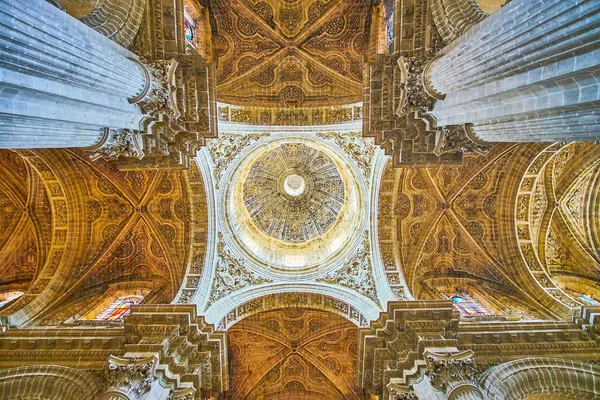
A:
[
  {"xmin": 480, "ymin": 358, "xmax": 600, "ymax": 399},
  {"xmin": 204, "ymin": 283, "xmax": 381, "ymax": 329},
  {"xmin": 211, "ymin": 292, "xmax": 371, "ymax": 331},
  {"xmin": 0, "ymin": 365, "xmax": 102, "ymax": 400}
]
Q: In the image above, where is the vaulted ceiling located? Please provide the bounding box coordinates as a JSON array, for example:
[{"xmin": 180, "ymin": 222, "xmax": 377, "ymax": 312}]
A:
[
  {"xmin": 378, "ymin": 142, "xmax": 600, "ymax": 318},
  {"xmin": 208, "ymin": 0, "xmax": 371, "ymax": 107},
  {"xmin": 226, "ymin": 308, "xmax": 360, "ymax": 399},
  {"xmin": 0, "ymin": 149, "xmax": 207, "ymax": 325}
]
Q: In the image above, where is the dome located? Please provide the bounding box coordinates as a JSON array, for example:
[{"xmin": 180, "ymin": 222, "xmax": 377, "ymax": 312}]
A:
[
  {"xmin": 242, "ymin": 143, "xmax": 345, "ymax": 243},
  {"xmin": 221, "ymin": 135, "xmax": 367, "ymax": 275}
]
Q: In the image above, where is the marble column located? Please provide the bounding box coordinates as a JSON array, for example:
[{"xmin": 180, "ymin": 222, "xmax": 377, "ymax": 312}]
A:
[
  {"xmin": 0, "ymin": 0, "xmax": 148, "ymax": 149},
  {"xmin": 424, "ymin": 0, "xmax": 600, "ymax": 142}
]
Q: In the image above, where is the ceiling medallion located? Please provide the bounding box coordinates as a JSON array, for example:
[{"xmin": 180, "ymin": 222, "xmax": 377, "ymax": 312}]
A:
[{"xmin": 282, "ymin": 174, "xmax": 306, "ymax": 197}]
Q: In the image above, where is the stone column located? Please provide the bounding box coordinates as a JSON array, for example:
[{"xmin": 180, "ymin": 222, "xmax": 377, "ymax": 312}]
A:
[
  {"xmin": 424, "ymin": 0, "xmax": 600, "ymax": 142},
  {"xmin": 0, "ymin": 0, "xmax": 149, "ymax": 149}
]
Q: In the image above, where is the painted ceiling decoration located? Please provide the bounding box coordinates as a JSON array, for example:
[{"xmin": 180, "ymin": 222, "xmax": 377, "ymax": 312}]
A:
[
  {"xmin": 209, "ymin": 0, "xmax": 371, "ymax": 107},
  {"xmin": 195, "ymin": 129, "xmax": 389, "ymax": 326},
  {"xmin": 377, "ymin": 142, "xmax": 600, "ymax": 320},
  {"xmin": 1, "ymin": 0, "xmax": 600, "ymax": 398}
]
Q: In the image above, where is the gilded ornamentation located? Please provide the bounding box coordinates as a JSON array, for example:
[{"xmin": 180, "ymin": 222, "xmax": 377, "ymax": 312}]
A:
[
  {"xmin": 316, "ymin": 131, "xmax": 374, "ymax": 178},
  {"xmin": 242, "ymin": 143, "xmax": 345, "ymax": 243},
  {"xmin": 211, "ymin": 0, "xmax": 370, "ymax": 107}
]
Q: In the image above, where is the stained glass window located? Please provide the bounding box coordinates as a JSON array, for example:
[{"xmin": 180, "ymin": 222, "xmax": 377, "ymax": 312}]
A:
[
  {"xmin": 444, "ymin": 292, "xmax": 494, "ymax": 317},
  {"xmin": 578, "ymin": 295, "xmax": 600, "ymax": 306},
  {"xmin": 93, "ymin": 296, "xmax": 143, "ymax": 321},
  {"xmin": 384, "ymin": 0, "xmax": 394, "ymax": 53},
  {"xmin": 0, "ymin": 291, "xmax": 24, "ymax": 308},
  {"xmin": 184, "ymin": 7, "xmax": 196, "ymax": 46}
]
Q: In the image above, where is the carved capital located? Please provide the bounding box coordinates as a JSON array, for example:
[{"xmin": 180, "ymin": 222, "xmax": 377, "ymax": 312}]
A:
[
  {"xmin": 436, "ymin": 124, "xmax": 492, "ymax": 155},
  {"xmin": 101, "ymin": 354, "xmax": 158, "ymax": 399},
  {"xmin": 424, "ymin": 350, "xmax": 484, "ymax": 393},
  {"xmin": 90, "ymin": 128, "xmax": 145, "ymax": 161},
  {"xmin": 389, "ymin": 385, "xmax": 418, "ymax": 400},
  {"xmin": 130, "ymin": 58, "xmax": 179, "ymax": 118},
  {"xmin": 398, "ymin": 56, "xmax": 438, "ymax": 115}
]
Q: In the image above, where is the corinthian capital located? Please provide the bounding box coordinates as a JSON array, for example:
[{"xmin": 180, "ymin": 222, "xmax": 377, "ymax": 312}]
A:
[
  {"xmin": 89, "ymin": 128, "xmax": 145, "ymax": 161},
  {"xmin": 129, "ymin": 58, "xmax": 179, "ymax": 118},
  {"xmin": 100, "ymin": 354, "xmax": 158, "ymax": 400}
]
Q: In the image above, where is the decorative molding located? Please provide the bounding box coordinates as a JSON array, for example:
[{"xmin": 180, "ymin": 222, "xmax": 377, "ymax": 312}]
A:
[
  {"xmin": 206, "ymin": 234, "xmax": 272, "ymax": 309},
  {"xmin": 90, "ymin": 129, "xmax": 145, "ymax": 161},
  {"xmin": 103, "ymin": 354, "xmax": 158, "ymax": 398},
  {"xmin": 208, "ymin": 133, "xmax": 270, "ymax": 189},
  {"xmin": 316, "ymin": 131, "xmax": 374, "ymax": 179},
  {"xmin": 317, "ymin": 232, "xmax": 379, "ymax": 304}
]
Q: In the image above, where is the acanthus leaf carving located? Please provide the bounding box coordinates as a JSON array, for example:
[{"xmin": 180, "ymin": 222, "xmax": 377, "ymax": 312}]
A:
[
  {"xmin": 208, "ymin": 133, "xmax": 270, "ymax": 189},
  {"xmin": 103, "ymin": 354, "xmax": 158, "ymax": 398},
  {"xmin": 424, "ymin": 350, "xmax": 485, "ymax": 393},
  {"xmin": 316, "ymin": 131, "xmax": 375, "ymax": 179},
  {"xmin": 91, "ymin": 129, "xmax": 145, "ymax": 161}
]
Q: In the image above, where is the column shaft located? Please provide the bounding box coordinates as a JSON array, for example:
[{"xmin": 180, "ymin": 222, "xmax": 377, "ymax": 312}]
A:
[
  {"xmin": 425, "ymin": 0, "xmax": 600, "ymax": 142},
  {"xmin": 0, "ymin": 0, "xmax": 148, "ymax": 148}
]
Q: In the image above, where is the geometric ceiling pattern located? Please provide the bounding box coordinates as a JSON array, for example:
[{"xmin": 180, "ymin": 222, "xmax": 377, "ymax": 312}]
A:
[
  {"xmin": 529, "ymin": 143, "xmax": 600, "ymax": 299},
  {"xmin": 378, "ymin": 142, "xmax": 600, "ymax": 320},
  {"xmin": 209, "ymin": 0, "xmax": 370, "ymax": 107},
  {"xmin": 226, "ymin": 308, "xmax": 361, "ymax": 399},
  {"xmin": 0, "ymin": 149, "xmax": 204, "ymax": 326}
]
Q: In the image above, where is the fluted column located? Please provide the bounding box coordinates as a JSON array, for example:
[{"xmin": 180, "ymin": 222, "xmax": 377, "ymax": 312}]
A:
[
  {"xmin": 425, "ymin": 0, "xmax": 600, "ymax": 142},
  {"xmin": 0, "ymin": 0, "xmax": 148, "ymax": 149}
]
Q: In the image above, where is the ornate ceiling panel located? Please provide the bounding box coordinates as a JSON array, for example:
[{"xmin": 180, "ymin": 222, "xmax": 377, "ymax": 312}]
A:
[
  {"xmin": 378, "ymin": 141, "xmax": 600, "ymax": 318},
  {"xmin": 0, "ymin": 149, "xmax": 203, "ymax": 324},
  {"xmin": 0, "ymin": 151, "xmax": 49, "ymax": 289},
  {"xmin": 226, "ymin": 308, "xmax": 361, "ymax": 400},
  {"xmin": 209, "ymin": 0, "xmax": 370, "ymax": 107}
]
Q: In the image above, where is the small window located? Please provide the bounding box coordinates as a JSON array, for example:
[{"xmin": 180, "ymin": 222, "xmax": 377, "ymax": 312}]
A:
[
  {"xmin": 92, "ymin": 296, "xmax": 143, "ymax": 321},
  {"xmin": 578, "ymin": 295, "xmax": 600, "ymax": 306},
  {"xmin": 184, "ymin": 7, "xmax": 196, "ymax": 47},
  {"xmin": 444, "ymin": 292, "xmax": 494, "ymax": 317},
  {"xmin": 0, "ymin": 291, "xmax": 24, "ymax": 308}
]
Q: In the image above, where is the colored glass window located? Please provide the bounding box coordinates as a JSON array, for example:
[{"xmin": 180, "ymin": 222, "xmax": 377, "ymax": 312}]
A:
[
  {"xmin": 444, "ymin": 292, "xmax": 494, "ymax": 317},
  {"xmin": 0, "ymin": 291, "xmax": 24, "ymax": 308},
  {"xmin": 184, "ymin": 8, "xmax": 196, "ymax": 44},
  {"xmin": 93, "ymin": 296, "xmax": 143, "ymax": 321}
]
